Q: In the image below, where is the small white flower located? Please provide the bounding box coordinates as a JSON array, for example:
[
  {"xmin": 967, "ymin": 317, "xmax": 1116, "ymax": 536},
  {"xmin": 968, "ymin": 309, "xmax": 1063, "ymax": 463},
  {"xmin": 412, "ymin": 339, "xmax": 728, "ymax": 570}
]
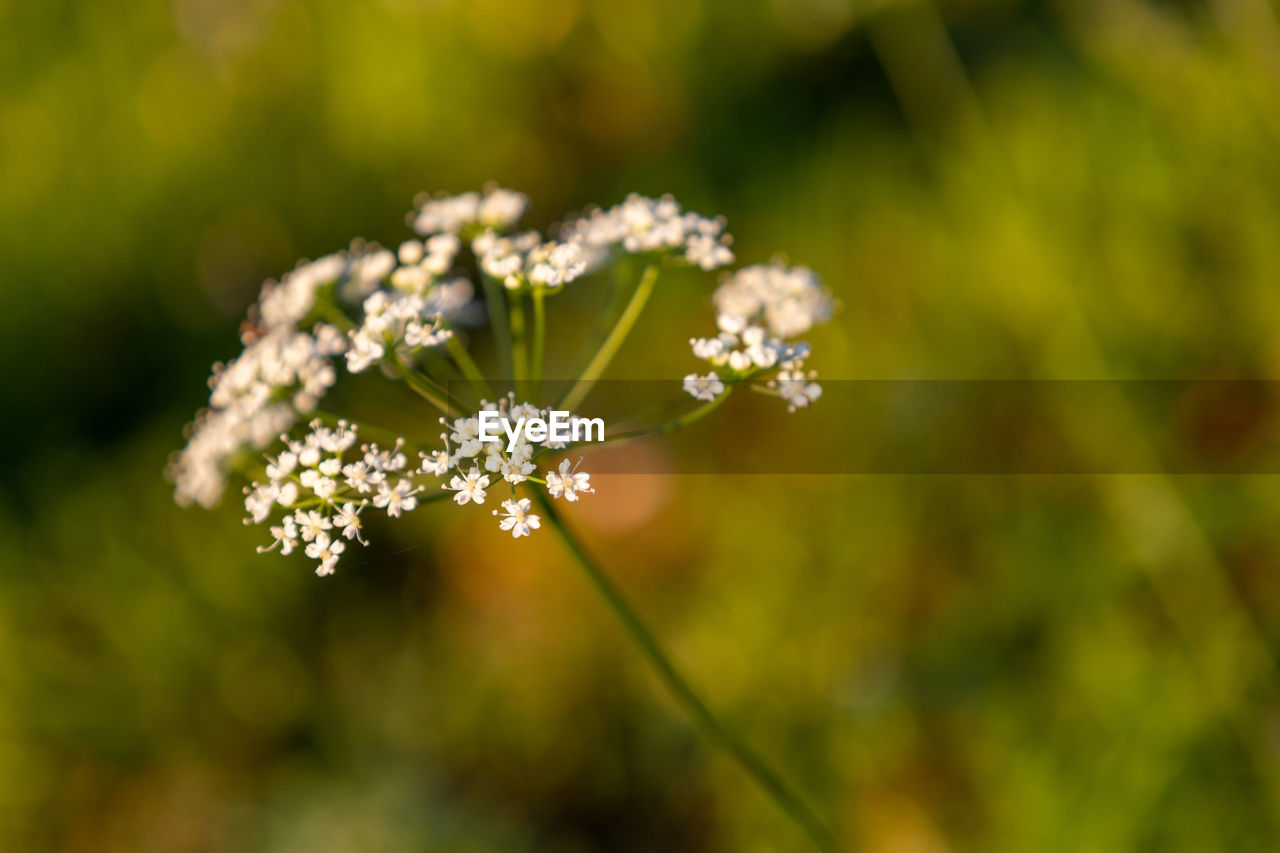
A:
[
  {"xmin": 276, "ymin": 481, "xmax": 299, "ymax": 507},
  {"xmin": 545, "ymin": 458, "xmax": 593, "ymax": 502},
  {"xmin": 297, "ymin": 440, "xmax": 322, "ymax": 468},
  {"xmin": 299, "ymin": 468, "xmax": 338, "ymax": 500},
  {"xmin": 448, "ymin": 416, "xmax": 483, "ymax": 458},
  {"xmin": 726, "ymin": 350, "xmax": 753, "ymax": 373},
  {"xmin": 483, "ymin": 445, "xmax": 506, "ymax": 474},
  {"xmin": 772, "ymin": 370, "xmax": 823, "ymax": 412},
  {"xmin": 244, "ymin": 482, "xmax": 277, "ymax": 524},
  {"xmin": 398, "ymin": 239, "xmax": 425, "ymax": 265},
  {"xmin": 500, "ymin": 456, "xmax": 535, "ymax": 484},
  {"xmin": 365, "ymin": 440, "xmax": 408, "ymax": 473},
  {"xmin": 374, "ymin": 478, "xmax": 422, "ymax": 518},
  {"xmin": 690, "ymin": 336, "xmax": 728, "ymax": 361},
  {"xmin": 418, "ymin": 450, "xmax": 451, "ymax": 476},
  {"xmin": 683, "ymin": 372, "xmax": 725, "ymax": 402},
  {"xmin": 445, "ymin": 466, "xmax": 490, "ymax": 506},
  {"xmin": 493, "ymin": 498, "xmax": 541, "ymax": 538},
  {"xmin": 342, "ymin": 460, "xmax": 383, "ymax": 494},
  {"xmin": 265, "ymin": 451, "xmax": 297, "ymax": 482},
  {"xmin": 345, "ymin": 334, "xmax": 385, "ymax": 373},
  {"xmin": 333, "ymin": 501, "xmax": 367, "ymax": 544},
  {"xmin": 257, "ymin": 516, "xmax": 299, "ymax": 555},
  {"xmin": 295, "ymin": 509, "xmax": 332, "ymax": 542},
  {"xmin": 423, "ymin": 233, "xmax": 461, "ymax": 275},
  {"xmin": 305, "ymin": 532, "xmax": 345, "ymax": 576}
]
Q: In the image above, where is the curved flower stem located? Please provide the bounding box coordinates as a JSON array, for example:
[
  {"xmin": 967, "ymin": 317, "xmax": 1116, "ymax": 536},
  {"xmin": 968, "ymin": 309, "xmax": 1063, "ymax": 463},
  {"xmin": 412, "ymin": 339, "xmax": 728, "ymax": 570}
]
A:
[
  {"xmin": 314, "ymin": 302, "xmax": 355, "ymax": 333},
  {"xmin": 510, "ymin": 291, "xmax": 529, "ymax": 400},
  {"xmin": 559, "ymin": 264, "xmax": 660, "ymax": 412},
  {"xmin": 567, "ymin": 258, "xmax": 632, "ymax": 381},
  {"xmin": 530, "ymin": 390, "xmax": 733, "ymax": 466},
  {"xmin": 443, "ymin": 329, "xmax": 494, "ymax": 402},
  {"xmin": 478, "ymin": 274, "xmax": 514, "ymax": 391},
  {"xmin": 531, "ymin": 287, "xmax": 547, "ymax": 403},
  {"xmin": 601, "ymin": 387, "xmax": 731, "ymax": 445},
  {"xmin": 389, "ymin": 357, "xmax": 453, "ymax": 415},
  {"xmin": 534, "ymin": 492, "xmax": 837, "ymax": 852}
]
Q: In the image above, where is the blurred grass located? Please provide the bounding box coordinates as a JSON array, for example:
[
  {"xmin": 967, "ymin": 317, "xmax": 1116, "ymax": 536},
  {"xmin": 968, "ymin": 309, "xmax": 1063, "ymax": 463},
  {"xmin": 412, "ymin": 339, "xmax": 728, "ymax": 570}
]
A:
[{"xmin": 4, "ymin": 0, "xmax": 1280, "ymax": 849}]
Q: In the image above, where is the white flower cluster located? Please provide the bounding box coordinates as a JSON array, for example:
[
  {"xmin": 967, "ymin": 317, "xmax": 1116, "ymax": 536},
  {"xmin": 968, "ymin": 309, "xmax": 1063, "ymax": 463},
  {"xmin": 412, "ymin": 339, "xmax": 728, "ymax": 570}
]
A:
[
  {"xmin": 472, "ymin": 229, "xmax": 592, "ymax": 291},
  {"xmin": 175, "ymin": 186, "xmax": 835, "ymax": 577},
  {"xmin": 169, "ymin": 322, "xmax": 350, "ymax": 509},
  {"xmin": 713, "ymin": 262, "xmax": 832, "ymax": 339},
  {"xmin": 410, "ymin": 185, "xmax": 529, "ymax": 236},
  {"xmin": 170, "ymin": 232, "xmax": 483, "ymax": 508},
  {"xmin": 427, "ymin": 396, "xmax": 594, "ymax": 540},
  {"xmin": 243, "ymin": 399, "xmax": 597, "ymax": 575},
  {"xmin": 244, "ymin": 419, "xmax": 427, "ymax": 575},
  {"xmin": 557, "ymin": 193, "xmax": 735, "ymax": 271},
  {"xmin": 345, "ymin": 285, "xmax": 470, "ymax": 373},
  {"xmin": 254, "ymin": 254, "xmax": 348, "ymax": 335},
  {"xmin": 338, "ymin": 246, "xmax": 398, "ymax": 303},
  {"xmin": 685, "ymin": 262, "xmax": 833, "ymax": 412},
  {"xmin": 394, "ymin": 234, "xmax": 461, "ymax": 287}
]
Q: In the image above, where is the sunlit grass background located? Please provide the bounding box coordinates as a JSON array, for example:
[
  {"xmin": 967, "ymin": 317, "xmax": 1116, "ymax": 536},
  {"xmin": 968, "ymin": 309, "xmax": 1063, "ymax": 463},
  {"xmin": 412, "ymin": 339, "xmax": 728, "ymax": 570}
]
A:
[{"xmin": 4, "ymin": 0, "xmax": 1280, "ymax": 849}]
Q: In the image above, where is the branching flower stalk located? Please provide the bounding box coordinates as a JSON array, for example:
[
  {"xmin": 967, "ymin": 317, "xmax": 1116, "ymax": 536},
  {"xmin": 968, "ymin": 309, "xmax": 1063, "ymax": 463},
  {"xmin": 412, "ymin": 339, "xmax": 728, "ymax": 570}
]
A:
[{"xmin": 168, "ymin": 186, "xmax": 835, "ymax": 849}]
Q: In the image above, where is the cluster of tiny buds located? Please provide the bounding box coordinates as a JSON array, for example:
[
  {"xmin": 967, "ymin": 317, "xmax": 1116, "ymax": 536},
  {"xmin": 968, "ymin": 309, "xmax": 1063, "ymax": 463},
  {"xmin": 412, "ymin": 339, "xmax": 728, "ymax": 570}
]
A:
[
  {"xmin": 472, "ymin": 229, "xmax": 593, "ymax": 291},
  {"xmin": 346, "ymin": 289, "xmax": 457, "ymax": 373},
  {"xmin": 684, "ymin": 261, "xmax": 832, "ymax": 412},
  {"xmin": 558, "ymin": 193, "xmax": 735, "ymax": 271},
  {"xmin": 410, "ymin": 184, "xmax": 529, "ymax": 236}
]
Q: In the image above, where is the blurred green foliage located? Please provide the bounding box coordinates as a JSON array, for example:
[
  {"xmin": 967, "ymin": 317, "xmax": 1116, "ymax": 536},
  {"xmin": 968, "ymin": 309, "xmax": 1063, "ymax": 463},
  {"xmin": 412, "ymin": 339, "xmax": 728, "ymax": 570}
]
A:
[{"xmin": 4, "ymin": 0, "xmax": 1280, "ymax": 849}]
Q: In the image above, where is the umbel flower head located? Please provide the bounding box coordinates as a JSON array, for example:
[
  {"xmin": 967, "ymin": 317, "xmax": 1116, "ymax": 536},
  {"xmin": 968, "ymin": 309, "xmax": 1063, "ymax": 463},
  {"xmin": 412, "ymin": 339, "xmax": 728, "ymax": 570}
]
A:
[
  {"xmin": 685, "ymin": 261, "xmax": 833, "ymax": 411},
  {"xmin": 168, "ymin": 187, "xmax": 831, "ymax": 576}
]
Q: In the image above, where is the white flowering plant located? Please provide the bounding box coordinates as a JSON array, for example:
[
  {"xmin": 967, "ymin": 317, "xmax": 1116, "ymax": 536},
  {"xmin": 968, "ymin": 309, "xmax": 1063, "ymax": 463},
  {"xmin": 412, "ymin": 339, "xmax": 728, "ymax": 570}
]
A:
[{"xmin": 169, "ymin": 186, "xmax": 836, "ymax": 849}]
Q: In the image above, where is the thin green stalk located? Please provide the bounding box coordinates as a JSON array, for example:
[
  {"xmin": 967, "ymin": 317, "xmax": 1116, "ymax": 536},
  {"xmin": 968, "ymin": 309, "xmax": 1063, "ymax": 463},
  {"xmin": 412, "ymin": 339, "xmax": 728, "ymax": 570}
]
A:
[
  {"xmin": 566, "ymin": 257, "xmax": 634, "ymax": 382},
  {"xmin": 479, "ymin": 274, "xmax": 514, "ymax": 392},
  {"xmin": 531, "ymin": 287, "xmax": 547, "ymax": 403},
  {"xmin": 313, "ymin": 292, "xmax": 355, "ymax": 332},
  {"xmin": 390, "ymin": 357, "xmax": 452, "ymax": 415},
  {"xmin": 602, "ymin": 388, "xmax": 731, "ymax": 446},
  {"xmin": 510, "ymin": 290, "xmax": 529, "ymax": 400},
  {"xmin": 559, "ymin": 264, "xmax": 660, "ymax": 412},
  {"xmin": 444, "ymin": 329, "xmax": 495, "ymax": 402},
  {"xmin": 534, "ymin": 492, "xmax": 836, "ymax": 852}
]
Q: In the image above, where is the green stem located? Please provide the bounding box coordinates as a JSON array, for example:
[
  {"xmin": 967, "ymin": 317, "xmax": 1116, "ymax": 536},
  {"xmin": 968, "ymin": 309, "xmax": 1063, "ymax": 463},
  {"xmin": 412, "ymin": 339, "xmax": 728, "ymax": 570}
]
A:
[
  {"xmin": 479, "ymin": 274, "xmax": 514, "ymax": 392},
  {"xmin": 534, "ymin": 492, "xmax": 836, "ymax": 852},
  {"xmin": 559, "ymin": 264, "xmax": 660, "ymax": 412},
  {"xmin": 531, "ymin": 287, "xmax": 547, "ymax": 403},
  {"xmin": 603, "ymin": 388, "xmax": 732, "ymax": 446},
  {"xmin": 444, "ymin": 329, "xmax": 495, "ymax": 402},
  {"xmin": 510, "ymin": 290, "xmax": 529, "ymax": 400},
  {"xmin": 390, "ymin": 357, "xmax": 452, "ymax": 415},
  {"xmin": 312, "ymin": 292, "xmax": 355, "ymax": 332},
  {"xmin": 569, "ymin": 257, "xmax": 633, "ymax": 378},
  {"xmin": 531, "ymin": 389, "xmax": 732, "ymax": 465}
]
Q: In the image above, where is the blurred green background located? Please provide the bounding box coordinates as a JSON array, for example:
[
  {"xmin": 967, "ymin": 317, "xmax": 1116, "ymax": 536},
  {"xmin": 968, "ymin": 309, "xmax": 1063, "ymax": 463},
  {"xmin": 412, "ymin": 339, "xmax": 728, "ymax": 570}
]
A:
[{"xmin": 5, "ymin": 0, "xmax": 1280, "ymax": 849}]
